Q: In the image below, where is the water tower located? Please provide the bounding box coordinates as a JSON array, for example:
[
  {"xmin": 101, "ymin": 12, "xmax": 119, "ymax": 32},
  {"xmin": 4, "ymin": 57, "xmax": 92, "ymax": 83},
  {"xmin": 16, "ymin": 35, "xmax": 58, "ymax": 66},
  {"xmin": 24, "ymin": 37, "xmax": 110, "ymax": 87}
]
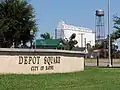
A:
[{"xmin": 95, "ymin": 9, "xmax": 105, "ymax": 40}]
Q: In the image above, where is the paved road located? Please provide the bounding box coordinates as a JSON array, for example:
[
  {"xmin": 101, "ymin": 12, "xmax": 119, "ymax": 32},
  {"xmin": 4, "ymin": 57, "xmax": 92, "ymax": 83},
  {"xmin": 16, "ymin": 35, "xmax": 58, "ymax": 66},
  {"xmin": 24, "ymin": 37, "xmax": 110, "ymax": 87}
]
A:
[
  {"xmin": 85, "ymin": 58, "xmax": 120, "ymax": 67},
  {"xmin": 85, "ymin": 63, "xmax": 120, "ymax": 67}
]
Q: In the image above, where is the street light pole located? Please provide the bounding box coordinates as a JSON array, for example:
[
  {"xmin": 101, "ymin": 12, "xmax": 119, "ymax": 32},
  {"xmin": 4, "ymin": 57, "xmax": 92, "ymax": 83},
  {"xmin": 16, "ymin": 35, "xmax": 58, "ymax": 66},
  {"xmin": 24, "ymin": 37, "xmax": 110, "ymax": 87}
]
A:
[
  {"xmin": 35, "ymin": 36, "xmax": 36, "ymax": 49},
  {"xmin": 30, "ymin": 30, "xmax": 34, "ymax": 49},
  {"xmin": 108, "ymin": 0, "xmax": 112, "ymax": 67}
]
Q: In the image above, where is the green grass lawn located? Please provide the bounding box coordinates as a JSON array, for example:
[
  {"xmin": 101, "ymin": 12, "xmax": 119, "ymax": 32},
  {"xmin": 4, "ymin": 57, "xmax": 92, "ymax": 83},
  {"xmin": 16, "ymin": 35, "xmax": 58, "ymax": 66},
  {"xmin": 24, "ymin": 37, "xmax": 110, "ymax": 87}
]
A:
[{"xmin": 1, "ymin": 67, "xmax": 120, "ymax": 90}]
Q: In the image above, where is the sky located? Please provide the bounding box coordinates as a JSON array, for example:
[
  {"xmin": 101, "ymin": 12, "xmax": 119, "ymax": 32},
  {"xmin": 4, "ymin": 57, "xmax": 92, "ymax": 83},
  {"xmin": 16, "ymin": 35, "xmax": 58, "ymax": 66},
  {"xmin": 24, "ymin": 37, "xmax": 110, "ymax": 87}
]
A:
[{"xmin": 30, "ymin": 0, "xmax": 120, "ymax": 40}]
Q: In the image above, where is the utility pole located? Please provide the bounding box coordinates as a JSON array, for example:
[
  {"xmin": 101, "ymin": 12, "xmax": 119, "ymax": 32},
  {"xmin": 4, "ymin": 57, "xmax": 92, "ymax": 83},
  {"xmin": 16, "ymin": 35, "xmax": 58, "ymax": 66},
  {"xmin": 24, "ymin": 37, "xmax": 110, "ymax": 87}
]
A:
[{"xmin": 108, "ymin": 0, "xmax": 112, "ymax": 67}]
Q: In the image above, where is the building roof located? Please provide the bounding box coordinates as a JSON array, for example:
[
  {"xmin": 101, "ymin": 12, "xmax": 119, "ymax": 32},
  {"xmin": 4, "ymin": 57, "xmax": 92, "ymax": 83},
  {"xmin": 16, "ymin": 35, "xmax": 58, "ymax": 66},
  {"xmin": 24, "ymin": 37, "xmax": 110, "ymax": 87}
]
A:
[
  {"xmin": 57, "ymin": 21, "xmax": 93, "ymax": 33},
  {"xmin": 34, "ymin": 39, "xmax": 62, "ymax": 48}
]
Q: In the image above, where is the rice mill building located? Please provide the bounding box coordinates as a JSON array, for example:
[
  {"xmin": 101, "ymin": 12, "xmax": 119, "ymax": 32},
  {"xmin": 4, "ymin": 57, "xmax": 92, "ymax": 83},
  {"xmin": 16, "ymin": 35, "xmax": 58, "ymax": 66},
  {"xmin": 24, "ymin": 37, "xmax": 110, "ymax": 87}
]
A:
[{"xmin": 55, "ymin": 21, "xmax": 95, "ymax": 48}]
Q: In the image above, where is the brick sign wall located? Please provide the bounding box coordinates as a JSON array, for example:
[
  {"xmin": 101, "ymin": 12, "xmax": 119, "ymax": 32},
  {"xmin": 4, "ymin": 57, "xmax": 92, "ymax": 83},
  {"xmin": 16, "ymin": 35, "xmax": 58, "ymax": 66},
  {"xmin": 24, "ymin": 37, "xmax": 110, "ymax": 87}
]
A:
[{"xmin": 0, "ymin": 55, "xmax": 84, "ymax": 74}]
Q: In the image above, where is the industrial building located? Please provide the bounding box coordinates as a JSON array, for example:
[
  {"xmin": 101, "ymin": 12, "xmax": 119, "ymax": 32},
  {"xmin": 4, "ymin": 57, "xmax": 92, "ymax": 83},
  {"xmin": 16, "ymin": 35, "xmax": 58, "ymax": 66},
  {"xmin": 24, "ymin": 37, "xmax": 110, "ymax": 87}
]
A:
[{"xmin": 55, "ymin": 21, "xmax": 95, "ymax": 48}]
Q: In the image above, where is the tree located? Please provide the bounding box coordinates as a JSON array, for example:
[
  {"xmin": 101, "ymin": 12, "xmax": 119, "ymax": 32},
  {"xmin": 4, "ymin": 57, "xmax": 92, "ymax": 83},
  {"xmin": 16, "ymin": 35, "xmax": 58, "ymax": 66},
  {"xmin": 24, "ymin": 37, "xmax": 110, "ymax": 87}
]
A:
[
  {"xmin": 111, "ymin": 15, "xmax": 120, "ymax": 40},
  {"xmin": 93, "ymin": 36, "xmax": 118, "ymax": 58},
  {"xmin": 40, "ymin": 32, "xmax": 53, "ymax": 40},
  {"xmin": 61, "ymin": 33, "xmax": 78, "ymax": 50},
  {"xmin": 0, "ymin": 0, "xmax": 37, "ymax": 48}
]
